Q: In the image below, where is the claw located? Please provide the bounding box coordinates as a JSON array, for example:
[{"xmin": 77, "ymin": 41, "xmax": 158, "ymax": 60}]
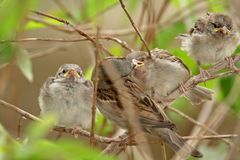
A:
[
  {"xmin": 178, "ymin": 83, "xmax": 187, "ymax": 96},
  {"xmin": 199, "ymin": 68, "xmax": 211, "ymax": 85},
  {"xmin": 71, "ymin": 126, "xmax": 83, "ymax": 138},
  {"xmin": 225, "ymin": 56, "xmax": 240, "ymax": 74}
]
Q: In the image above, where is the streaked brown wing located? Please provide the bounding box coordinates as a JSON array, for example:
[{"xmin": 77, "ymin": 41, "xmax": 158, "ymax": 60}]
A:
[
  {"xmin": 151, "ymin": 49, "xmax": 191, "ymax": 75},
  {"xmin": 124, "ymin": 79, "xmax": 176, "ymax": 130}
]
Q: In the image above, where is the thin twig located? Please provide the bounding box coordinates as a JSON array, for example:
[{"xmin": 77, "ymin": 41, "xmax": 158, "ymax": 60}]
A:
[
  {"xmin": 85, "ymin": 1, "xmax": 120, "ymax": 23},
  {"xmin": 118, "ymin": 0, "xmax": 151, "ymax": 57},
  {"xmin": 0, "ymin": 98, "xmax": 238, "ymax": 145},
  {"xmin": 0, "ymin": 99, "xmax": 40, "ymax": 121},
  {"xmin": 165, "ymin": 55, "xmax": 240, "ymax": 102},
  {"xmin": 30, "ymin": 10, "xmax": 114, "ymax": 56},
  {"xmin": 90, "ymin": 27, "xmax": 101, "ymax": 146},
  {"xmin": 53, "ymin": 0, "xmax": 77, "ymax": 22},
  {"xmin": 0, "ymin": 98, "xmax": 123, "ymax": 144},
  {"xmin": 167, "ymin": 106, "xmax": 232, "ymax": 146},
  {"xmin": 183, "ymin": 134, "xmax": 238, "ymax": 140},
  {"xmin": 0, "ymin": 44, "xmax": 72, "ymax": 70},
  {"xmin": 27, "ymin": 1, "xmax": 205, "ymax": 38},
  {"xmin": 17, "ymin": 116, "xmax": 26, "ymax": 140},
  {"xmin": 131, "ymin": 0, "xmax": 147, "ymax": 47},
  {"xmin": 0, "ymin": 36, "xmax": 133, "ymax": 52},
  {"xmin": 144, "ymin": 0, "xmax": 170, "ymax": 45},
  {"xmin": 31, "ymin": 10, "xmax": 97, "ymax": 46},
  {"xmin": 161, "ymin": 142, "xmax": 167, "ymax": 160}
]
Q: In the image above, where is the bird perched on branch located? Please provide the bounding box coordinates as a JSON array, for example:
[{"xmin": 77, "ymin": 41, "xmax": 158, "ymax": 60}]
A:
[
  {"xmin": 126, "ymin": 48, "xmax": 213, "ymax": 105},
  {"xmin": 179, "ymin": 12, "xmax": 239, "ymax": 66},
  {"xmin": 39, "ymin": 64, "xmax": 93, "ymax": 129},
  {"xmin": 95, "ymin": 58, "xmax": 202, "ymax": 158}
]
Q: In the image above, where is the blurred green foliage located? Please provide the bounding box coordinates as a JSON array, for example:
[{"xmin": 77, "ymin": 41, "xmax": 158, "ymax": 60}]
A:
[
  {"xmin": 0, "ymin": 0, "xmax": 37, "ymax": 82},
  {"xmin": 0, "ymin": 116, "xmax": 114, "ymax": 160}
]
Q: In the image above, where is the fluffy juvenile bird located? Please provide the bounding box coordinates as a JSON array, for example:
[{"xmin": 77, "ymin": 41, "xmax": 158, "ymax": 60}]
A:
[
  {"xmin": 179, "ymin": 12, "xmax": 239, "ymax": 65},
  {"xmin": 39, "ymin": 64, "xmax": 93, "ymax": 129},
  {"xmin": 127, "ymin": 48, "xmax": 213, "ymax": 105},
  {"xmin": 95, "ymin": 58, "xmax": 202, "ymax": 158}
]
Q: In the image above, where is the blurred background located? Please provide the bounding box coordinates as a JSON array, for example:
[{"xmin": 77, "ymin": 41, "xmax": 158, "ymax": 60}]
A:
[{"xmin": 0, "ymin": 0, "xmax": 240, "ymax": 159}]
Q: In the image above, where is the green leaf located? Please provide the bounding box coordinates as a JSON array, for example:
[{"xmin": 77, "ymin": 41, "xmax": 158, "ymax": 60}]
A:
[
  {"xmin": 0, "ymin": 0, "xmax": 39, "ymax": 65},
  {"xmin": 154, "ymin": 22, "xmax": 185, "ymax": 49},
  {"xmin": 0, "ymin": 43, "xmax": 14, "ymax": 64},
  {"xmin": 0, "ymin": 0, "xmax": 39, "ymax": 39},
  {"xmin": 109, "ymin": 44, "xmax": 124, "ymax": 57},
  {"xmin": 24, "ymin": 21, "xmax": 46, "ymax": 30},
  {"xmin": 195, "ymin": 143, "xmax": 228, "ymax": 160},
  {"xmin": 219, "ymin": 75, "xmax": 235, "ymax": 99},
  {"xmin": 16, "ymin": 47, "xmax": 33, "ymax": 82},
  {"xmin": 95, "ymin": 113, "xmax": 114, "ymax": 136},
  {"xmin": 0, "ymin": 124, "xmax": 19, "ymax": 160},
  {"xmin": 84, "ymin": 65, "xmax": 94, "ymax": 80},
  {"xmin": 207, "ymin": 0, "xmax": 227, "ymax": 12},
  {"xmin": 16, "ymin": 139, "xmax": 115, "ymax": 160},
  {"xmin": 25, "ymin": 114, "xmax": 57, "ymax": 141}
]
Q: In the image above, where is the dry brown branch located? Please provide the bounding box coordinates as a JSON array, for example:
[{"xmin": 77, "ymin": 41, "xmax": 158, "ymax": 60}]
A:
[
  {"xmin": 53, "ymin": 0, "xmax": 77, "ymax": 21},
  {"xmin": 225, "ymin": 113, "xmax": 240, "ymax": 159},
  {"xmin": 90, "ymin": 27, "xmax": 100, "ymax": 146},
  {"xmin": 85, "ymin": 1, "xmax": 120, "ymax": 23},
  {"xmin": 131, "ymin": 0, "xmax": 147, "ymax": 47},
  {"xmin": 30, "ymin": 10, "xmax": 113, "ymax": 56},
  {"xmin": 31, "ymin": 10, "xmax": 96, "ymax": 46},
  {"xmin": 27, "ymin": 16, "xmax": 73, "ymax": 33},
  {"xmin": 0, "ymin": 36, "xmax": 133, "ymax": 53},
  {"xmin": 161, "ymin": 142, "xmax": 167, "ymax": 160},
  {"xmin": 101, "ymin": 59, "xmax": 154, "ymax": 158},
  {"xmin": 27, "ymin": 0, "xmax": 205, "ymax": 38},
  {"xmin": 165, "ymin": 55, "xmax": 240, "ymax": 102},
  {"xmin": 0, "ymin": 44, "xmax": 72, "ymax": 70},
  {"xmin": 118, "ymin": 0, "xmax": 151, "ymax": 57},
  {"xmin": 142, "ymin": 0, "xmax": 170, "ymax": 48},
  {"xmin": 183, "ymin": 134, "xmax": 238, "ymax": 140},
  {"xmin": 17, "ymin": 116, "xmax": 26, "ymax": 140},
  {"xmin": 0, "ymin": 99, "xmax": 123, "ymax": 144},
  {"xmin": 0, "ymin": 98, "xmax": 238, "ymax": 144},
  {"xmin": 101, "ymin": 55, "xmax": 240, "ymax": 155},
  {"xmin": 0, "ymin": 99, "xmax": 40, "ymax": 121},
  {"xmin": 27, "ymin": 3, "xmax": 205, "ymax": 38},
  {"xmin": 1, "ymin": 55, "xmax": 239, "ymax": 158}
]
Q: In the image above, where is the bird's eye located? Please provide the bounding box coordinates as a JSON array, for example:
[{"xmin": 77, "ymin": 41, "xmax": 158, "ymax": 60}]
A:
[
  {"xmin": 211, "ymin": 22, "xmax": 220, "ymax": 28},
  {"xmin": 62, "ymin": 69, "xmax": 67, "ymax": 74},
  {"xmin": 77, "ymin": 71, "xmax": 82, "ymax": 76}
]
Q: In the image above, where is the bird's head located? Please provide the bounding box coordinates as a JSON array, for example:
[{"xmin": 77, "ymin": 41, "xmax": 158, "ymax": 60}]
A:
[
  {"xmin": 56, "ymin": 64, "xmax": 84, "ymax": 82},
  {"xmin": 205, "ymin": 13, "xmax": 235, "ymax": 37}
]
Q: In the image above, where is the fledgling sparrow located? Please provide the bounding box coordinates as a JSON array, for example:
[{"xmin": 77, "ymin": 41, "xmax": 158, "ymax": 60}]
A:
[
  {"xmin": 126, "ymin": 48, "xmax": 214, "ymax": 105},
  {"xmin": 95, "ymin": 58, "xmax": 202, "ymax": 158},
  {"xmin": 179, "ymin": 12, "xmax": 239, "ymax": 65},
  {"xmin": 39, "ymin": 64, "xmax": 93, "ymax": 129}
]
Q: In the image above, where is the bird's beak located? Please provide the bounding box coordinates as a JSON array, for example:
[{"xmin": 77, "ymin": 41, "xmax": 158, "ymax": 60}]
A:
[
  {"xmin": 214, "ymin": 26, "xmax": 230, "ymax": 35},
  {"xmin": 64, "ymin": 69, "xmax": 80, "ymax": 78},
  {"xmin": 132, "ymin": 59, "xmax": 144, "ymax": 68}
]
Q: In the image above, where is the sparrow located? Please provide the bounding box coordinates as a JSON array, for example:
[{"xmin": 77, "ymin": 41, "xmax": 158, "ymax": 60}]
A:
[
  {"xmin": 95, "ymin": 58, "xmax": 203, "ymax": 158},
  {"xmin": 179, "ymin": 12, "xmax": 239, "ymax": 65},
  {"xmin": 39, "ymin": 64, "xmax": 93, "ymax": 129},
  {"xmin": 126, "ymin": 48, "xmax": 214, "ymax": 105}
]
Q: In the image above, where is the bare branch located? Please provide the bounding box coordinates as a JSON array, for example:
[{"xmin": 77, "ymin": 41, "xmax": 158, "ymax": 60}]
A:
[
  {"xmin": 0, "ymin": 36, "xmax": 133, "ymax": 52},
  {"xmin": 0, "ymin": 99, "xmax": 122, "ymax": 144},
  {"xmin": 165, "ymin": 55, "xmax": 240, "ymax": 103},
  {"xmin": 118, "ymin": 0, "xmax": 151, "ymax": 57},
  {"xmin": 90, "ymin": 27, "xmax": 100, "ymax": 146},
  {"xmin": 53, "ymin": 0, "xmax": 77, "ymax": 21}
]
